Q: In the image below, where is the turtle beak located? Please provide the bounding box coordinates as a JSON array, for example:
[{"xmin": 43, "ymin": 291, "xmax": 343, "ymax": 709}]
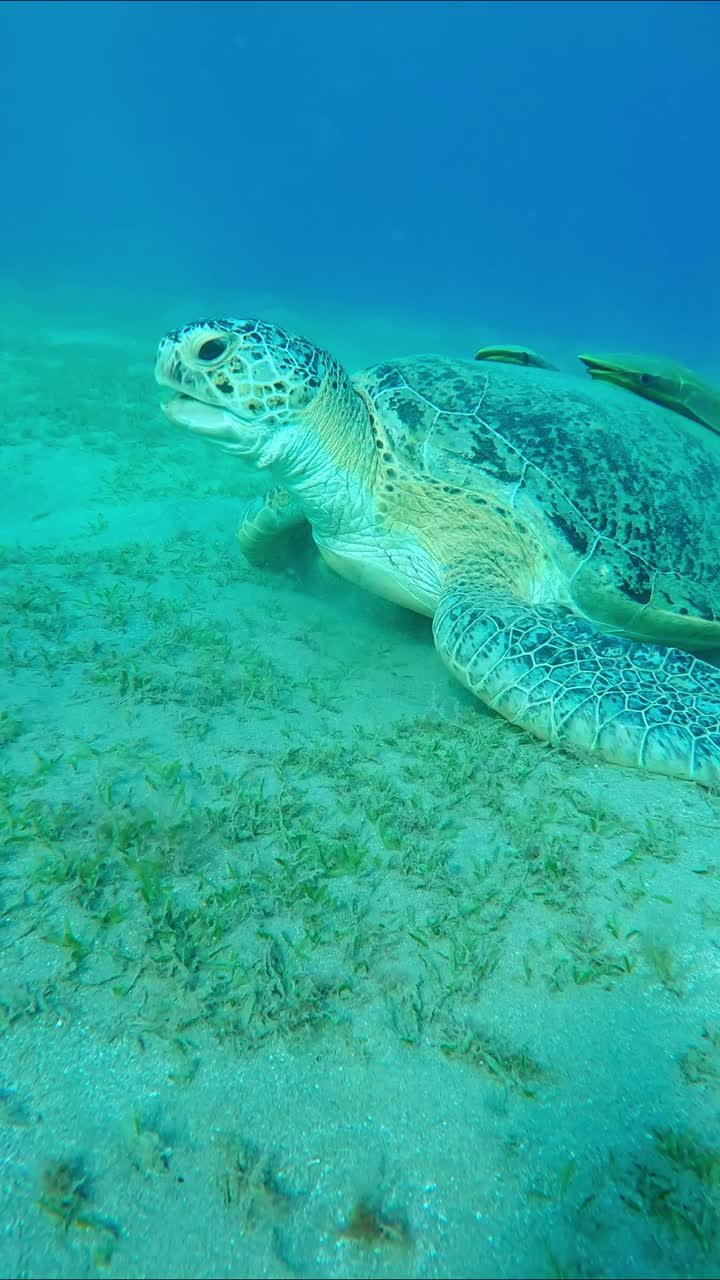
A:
[
  {"xmin": 161, "ymin": 394, "xmax": 243, "ymax": 442},
  {"xmin": 154, "ymin": 337, "xmax": 233, "ymax": 435}
]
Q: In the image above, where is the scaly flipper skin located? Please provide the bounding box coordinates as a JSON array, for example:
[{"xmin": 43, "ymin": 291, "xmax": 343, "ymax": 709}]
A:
[
  {"xmin": 238, "ymin": 488, "xmax": 306, "ymax": 563},
  {"xmin": 434, "ymin": 584, "xmax": 720, "ymax": 785}
]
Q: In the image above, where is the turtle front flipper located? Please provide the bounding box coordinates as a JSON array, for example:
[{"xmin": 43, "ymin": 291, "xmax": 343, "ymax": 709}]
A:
[
  {"xmin": 433, "ymin": 584, "xmax": 720, "ymax": 786},
  {"xmin": 238, "ymin": 487, "xmax": 306, "ymax": 564}
]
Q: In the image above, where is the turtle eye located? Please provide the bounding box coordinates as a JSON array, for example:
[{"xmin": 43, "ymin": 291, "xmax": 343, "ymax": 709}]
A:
[
  {"xmin": 197, "ymin": 337, "xmax": 228, "ymax": 362},
  {"xmin": 640, "ymin": 373, "xmax": 651, "ymax": 385}
]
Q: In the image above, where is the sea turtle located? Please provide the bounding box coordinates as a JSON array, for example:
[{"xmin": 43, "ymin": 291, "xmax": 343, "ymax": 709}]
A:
[{"xmin": 155, "ymin": 319, "xmax": 720, "ymax": 787}]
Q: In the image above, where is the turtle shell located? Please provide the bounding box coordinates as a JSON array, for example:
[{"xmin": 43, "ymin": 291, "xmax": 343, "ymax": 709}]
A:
[{"xmin": 355, "ymin": 357, "xmax": 720, "ymax": 649}]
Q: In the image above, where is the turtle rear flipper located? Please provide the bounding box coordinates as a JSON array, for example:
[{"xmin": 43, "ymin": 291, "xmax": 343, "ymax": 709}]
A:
[{"xmin": 433, "ymin": 583, "xmax": 720, "ymax": 786}]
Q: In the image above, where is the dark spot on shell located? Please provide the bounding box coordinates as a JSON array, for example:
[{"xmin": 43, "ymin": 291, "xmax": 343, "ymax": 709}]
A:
[
  {"xmin": 551, "ymin": 510, "xmax": 592, "ymax": 555},
  {"xmin": 619, "ymin": 579, "xmax": 654, "ymax": 606}
]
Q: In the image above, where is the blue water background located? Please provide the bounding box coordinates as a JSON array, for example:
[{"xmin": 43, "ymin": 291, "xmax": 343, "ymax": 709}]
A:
[{"xmin": 1, "ymin": 0, "xmax": 719, "ymax": 361}]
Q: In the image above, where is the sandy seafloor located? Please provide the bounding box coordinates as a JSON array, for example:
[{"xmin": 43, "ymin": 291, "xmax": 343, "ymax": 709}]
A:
[{"xmin": 1, "ymin": 291, "xmax": 720, "ymax": 1280}]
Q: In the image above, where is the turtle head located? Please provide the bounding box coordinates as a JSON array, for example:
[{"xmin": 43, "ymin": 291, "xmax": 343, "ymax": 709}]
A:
[{"xmin": 155, "ymin": 318, "xmax": 329, "ymax": 464}]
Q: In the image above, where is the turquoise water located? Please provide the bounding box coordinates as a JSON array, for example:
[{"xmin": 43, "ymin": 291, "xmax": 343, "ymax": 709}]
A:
[{"xmin": 2, "ymin": 4, "xmax": 720, "ymax": 1278}]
